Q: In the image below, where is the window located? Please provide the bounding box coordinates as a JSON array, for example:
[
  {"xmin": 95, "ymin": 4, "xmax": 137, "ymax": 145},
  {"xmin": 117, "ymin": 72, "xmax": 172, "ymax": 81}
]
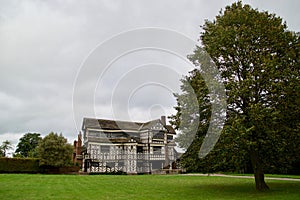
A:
[
  {"xmin": 167, "ymin": 135, "xmax": 173, "ymax": 142},
  {"xmin": 153, "ymin": 146, "xmax": 161, "ymax": 154},
  {"xmin": 88, "ymin": 131, "xmax": 106, "ymax": 138},
  {"xmin": 100, "ymin": 146, "xmax": 110, "ymax": 153},
  {"xmin": 153, "ymin": 132, "xmax": 164, "ymax": 139},
  {"xmin": 137, "ymin": 146, "xmax": 143, "ymax": 153}
]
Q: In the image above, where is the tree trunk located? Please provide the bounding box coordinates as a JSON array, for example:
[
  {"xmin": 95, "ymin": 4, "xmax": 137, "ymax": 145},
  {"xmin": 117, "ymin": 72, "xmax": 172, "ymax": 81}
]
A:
[
  {"xmin": 254, "ymin": 167, "xmax": 269, "ymax": 190},
  {"xmin": 250, "ymin": 149, "xmax": 269, "ymax": 191}
]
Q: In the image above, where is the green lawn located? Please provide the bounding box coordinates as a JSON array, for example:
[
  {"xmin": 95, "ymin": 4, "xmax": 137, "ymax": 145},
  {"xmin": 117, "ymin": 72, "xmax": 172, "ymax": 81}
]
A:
[
  {"xmin": 222, "ymin": 172, "xmax": 300, "ymax": 179},
  {"xmin": 0, "ymin": 174, "xmax": 299, "ymax": 200}
]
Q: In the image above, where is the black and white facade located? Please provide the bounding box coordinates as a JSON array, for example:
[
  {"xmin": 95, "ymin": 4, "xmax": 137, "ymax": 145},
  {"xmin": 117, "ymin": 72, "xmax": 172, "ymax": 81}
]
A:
[{"xmin": 81, "ymin": 116, "xmax": 177, "ymax": 173}]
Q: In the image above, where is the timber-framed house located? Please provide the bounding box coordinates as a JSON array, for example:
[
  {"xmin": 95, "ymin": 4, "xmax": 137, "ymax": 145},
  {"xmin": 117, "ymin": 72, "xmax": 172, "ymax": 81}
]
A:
[{"xmin": 77, "ymin": 116, "xmax": 177, "ymax": 174}]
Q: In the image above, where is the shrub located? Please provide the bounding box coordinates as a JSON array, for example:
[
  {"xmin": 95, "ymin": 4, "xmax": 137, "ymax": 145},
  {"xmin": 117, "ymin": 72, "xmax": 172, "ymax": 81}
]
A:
[{"xmin": 0, "ymin": 157, "xmax": 40, "ymax": 173}]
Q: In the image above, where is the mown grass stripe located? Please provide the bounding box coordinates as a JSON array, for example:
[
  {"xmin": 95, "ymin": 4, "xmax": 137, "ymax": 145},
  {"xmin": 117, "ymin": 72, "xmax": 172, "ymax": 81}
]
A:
[{"xmin": 0, "ymin": 174, "xmax": 299, "ymax": 200}]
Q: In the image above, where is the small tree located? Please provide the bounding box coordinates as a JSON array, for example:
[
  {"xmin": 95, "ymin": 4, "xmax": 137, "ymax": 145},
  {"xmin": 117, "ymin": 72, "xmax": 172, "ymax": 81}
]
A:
[
  {"xmin": 0, "ymin": 140, "xmax": 14, "ymax": 157},
  {"xmin": 36, "ymin": 132, "xmax": 73, "ymax": 167},
  {"xmin": 15, "ymin": 133, "xmax": 42, "ymax": 158}
]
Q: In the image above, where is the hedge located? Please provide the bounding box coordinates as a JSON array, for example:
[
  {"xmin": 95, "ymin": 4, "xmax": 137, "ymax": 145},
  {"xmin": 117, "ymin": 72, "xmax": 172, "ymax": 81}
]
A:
[
  {"xmin": 0, "ymin": 158, "xmax": 81, "ymax": 174},
  {"xmin": 39, "ymin": 165, "xmax": 80, "ymax": 174},
  {"xmin": 0, "ymin": 157, "xmax": 40, "ymax": 173}
]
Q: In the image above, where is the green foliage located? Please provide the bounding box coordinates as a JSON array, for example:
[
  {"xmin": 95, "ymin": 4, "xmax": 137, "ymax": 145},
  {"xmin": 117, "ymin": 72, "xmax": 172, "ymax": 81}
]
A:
[
  {"xmin": 36, "ymin": 132, "xmax": 73, "ymax": 167},
  {"xmin": 172, "ymin": 1, "xmax": 300, "ymax": 190},
  {"xmin": 201, "ymin": 1, "xmax": 300, "ymax": 175},
  {"xmin": 170, "ymin": 69, "xmax": 211, "ymax": 150},
  {"xmin": 180, "ymin": 122, "xmax": 250, "ymax": 174},
  {"xmin": 15, "ymin": 133, "xmax": 42, "ymax": 158},
  {"xmin": 0, "ymin": 140, "xmax": 13, "ymax": 157},
  {"xmin": 0, "ymin": 157, "xmax": 40, "ymax": 173},
  {"xmin": 39, "ymin": 166, "xmax": 80, "ymax": 174}
]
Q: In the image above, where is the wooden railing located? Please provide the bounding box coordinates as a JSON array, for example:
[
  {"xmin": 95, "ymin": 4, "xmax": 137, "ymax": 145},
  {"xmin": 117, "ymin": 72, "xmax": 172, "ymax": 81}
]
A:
[{"xmin": 88, "ymin": 152, "xmax": 175, "ymax": 161}]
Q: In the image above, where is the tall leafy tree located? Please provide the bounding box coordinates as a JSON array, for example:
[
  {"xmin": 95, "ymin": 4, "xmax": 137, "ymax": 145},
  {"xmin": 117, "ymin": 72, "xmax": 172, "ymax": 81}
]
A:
[
  {"xmin": 171, "ymin": 70, "xmax": 249, "ymax": 174},
  {"xmin": 36, "ymin": 132, "xmax": 73, "ymax": 167},
  {"xmin": 15, "ymin": 133, "xmax": 42, "ymax": 158},
  {"xmin": 200, "ymin": 2, "xmax": 300, "ymax": 190},
  {"xmin": 170, "ymin": 69, "xmax": 211, "ymax": 150},
  {"xmin": 172, "ymin": 2, "xmax": 300, "ymax": 190}
]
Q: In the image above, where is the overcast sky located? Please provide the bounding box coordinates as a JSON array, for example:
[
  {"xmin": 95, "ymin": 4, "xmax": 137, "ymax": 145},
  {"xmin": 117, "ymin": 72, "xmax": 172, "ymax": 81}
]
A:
[{"xmin": 0, "ymin": 0, "xmax": 299, "ymax": 153}]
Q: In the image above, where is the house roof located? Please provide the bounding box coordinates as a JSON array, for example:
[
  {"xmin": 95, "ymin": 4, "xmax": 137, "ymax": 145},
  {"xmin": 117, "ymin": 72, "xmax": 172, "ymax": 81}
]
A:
[
  {"xmin": 82, "ymin": 117, "xmax": 176, "ymax": 134},
  {"xmin": 165, "ymin": 125, "xmax": 176, "ymax": 134}
]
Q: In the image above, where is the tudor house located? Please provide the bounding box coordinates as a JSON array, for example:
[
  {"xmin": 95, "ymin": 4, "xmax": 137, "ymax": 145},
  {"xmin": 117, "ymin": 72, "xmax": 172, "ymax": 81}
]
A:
[{"xmin": 74, "ymin": 116, "xmax": 177, "ymax": 174}]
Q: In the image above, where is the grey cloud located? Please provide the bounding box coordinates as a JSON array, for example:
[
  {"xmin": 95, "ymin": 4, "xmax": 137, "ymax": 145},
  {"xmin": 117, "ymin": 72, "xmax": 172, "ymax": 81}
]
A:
[{"xmin": 0, "ymin": 0, "xmax": 299, "ymax": 150}]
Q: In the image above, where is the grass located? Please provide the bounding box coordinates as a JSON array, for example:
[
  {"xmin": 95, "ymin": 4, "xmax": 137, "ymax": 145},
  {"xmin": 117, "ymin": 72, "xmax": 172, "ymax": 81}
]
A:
[
  {"xmin": 265, "ymin": 174, "xmax": 300, "ymax": 179},
  {"xmin": 0, "ymin": 174, "xmax": 299, "ymax": 200},
  {"xmin": 221, "ymin": 172, "xmax": 300, "ymax": 179}
]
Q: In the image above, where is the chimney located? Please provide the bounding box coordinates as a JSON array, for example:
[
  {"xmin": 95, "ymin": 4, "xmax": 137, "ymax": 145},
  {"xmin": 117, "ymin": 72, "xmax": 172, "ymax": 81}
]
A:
[
  {"xmin": 78, "ymin": 132, "xmax": 82, "ymax": 147},
  {"xmin": 161, "ymin": 116, "xmax": 166, "ymax": 126}
]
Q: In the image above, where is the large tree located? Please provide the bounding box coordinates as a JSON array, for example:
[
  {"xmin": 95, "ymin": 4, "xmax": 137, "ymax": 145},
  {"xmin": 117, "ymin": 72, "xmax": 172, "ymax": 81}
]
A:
[
  {"xmin": 170, "ymin": 69, "xmax": 211, "ymax": 150},
  {"xmin": 15, "ymin": 133, "xmax": 42, "ymax": 158},
  {"xmin": 171, "ymin": 69, "xmax": 249, "ymax": 174},
  {"xmin": 36, "ymin": 132, "xmax": 73, "ymax": 167},
  {"xmin": 172, "ymin": 2, "xmax": 300, "ymax": 191}
]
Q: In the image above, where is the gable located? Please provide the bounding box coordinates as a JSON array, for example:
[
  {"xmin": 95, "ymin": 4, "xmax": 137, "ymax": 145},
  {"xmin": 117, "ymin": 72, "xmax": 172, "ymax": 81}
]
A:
[{"xmin": 149, "ymin": 121, "xmax": 166, "ymax": 131}]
